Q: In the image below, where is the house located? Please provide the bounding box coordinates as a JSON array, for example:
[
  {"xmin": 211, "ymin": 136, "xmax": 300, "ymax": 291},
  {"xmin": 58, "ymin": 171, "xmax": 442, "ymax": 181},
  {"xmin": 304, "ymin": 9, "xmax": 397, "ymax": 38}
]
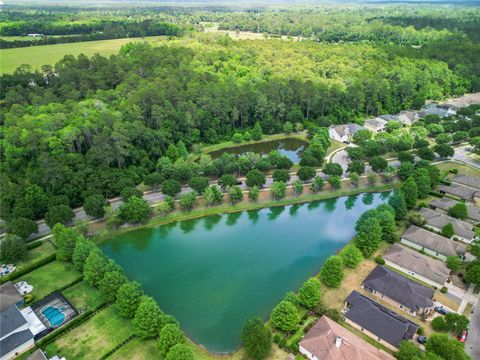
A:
[
  {"xmin": 400, "ymin": 225, "xmax": 466, "ymax": 261},
  {"xmin": 452, "ymin": 174, "xmax": 480, "ymax": 190},
  {"xmin": 328, "ymin": 124, "xmax": 364, "ymax": 142},
  {"xmin": 0, "ymin": 283, "xmax": 45, "ymax": 360},
  {"xmin": 364, "ymin": 117, "xmax": 388, "ymax": 133},
  {"xmin": 379, "ymin": 114, "xmax": 396, "ymax": 122},
  {"xmin": 27, "ymin": 34, "xmax": 44, "ymax": 37},
  {"xmin": 361, "ymin": 266, "xmax": 434, "ymax": 317},
  {"xmin": 418, "ymin": 103, "xmax": 456, "ymax": 119},
  {"xmin": 418, "ymin": 207, "xmax": 476, "ymax": 243},
  {"xmin": 383, "ymin": 244, "xmax": 450, "ymax": 288},
  {"xmin": 438, "ymin": 184, "xmax": 480, "ymax": 204},
  {"xmin": 26, "ymin": 350, "xmax": 66, "ymax": 360},
  {"xmin": 430, "ymin": 197, "xmax": 480, "ymax": 224},
  {"xmin": 392, "ymin": 110, "xmax": 418, "ymax": 126},
  {"xmin": 343, "ymin": 291, "xmax": 419, "ymax": 350},
  {"xmin": 299, "ymin": 316, "xmax": 394, "ymax": 360}
]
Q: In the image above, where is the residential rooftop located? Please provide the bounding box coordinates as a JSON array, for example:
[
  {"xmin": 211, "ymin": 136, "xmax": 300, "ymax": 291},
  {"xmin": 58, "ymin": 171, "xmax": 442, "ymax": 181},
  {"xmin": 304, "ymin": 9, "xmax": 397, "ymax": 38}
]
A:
[
  {"xmin": 438, "ymin": 184, "xmax": 479, "ymax": 202},
  {"xmin": 0, "ymin": 305, "xmax": 27, "ymax": 338},
  {"xmin": 344, "ymin": 291, "xmax": 419, "ymax": 348},
  {"xmin": 383, "ymin": 244, "xmax": 450, "ymax": 286},
  {"xmin": 329, "ymin": 123, "xmax": 364, "ymax": 138},
  {"xmin": 401, "ymin": 225, "xmax": 466, "ymax": 257},
  {"xmin": 452, "ymin": 174, "xmax": 480, "ymax": 190},
  {"xmin": 430, "ymin": 197, "xmax": 480, "ymax": 222},
  {"xmin": 418, "ymin": 207, "xmax": 475, "ymax": 241},
  {"xmin": 0, "ymin": 281, "xmax": 23, "ymax": 312},
  {"xmin": 299, "ymin": 316, "xmax": 395, "ymax": 360}
]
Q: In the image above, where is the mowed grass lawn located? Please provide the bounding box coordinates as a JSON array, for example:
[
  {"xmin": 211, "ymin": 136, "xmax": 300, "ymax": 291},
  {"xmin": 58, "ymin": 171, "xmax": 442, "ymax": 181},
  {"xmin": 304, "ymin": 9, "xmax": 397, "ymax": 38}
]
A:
[
  {"xmin": 62, "ymin": 281, "xmax": 104, "ymax": 314},
  {"xmin": 437, "ymin": 161, "xmax": 480, "ymax": 178},
  {"xmin": 17, "ymin": 260, "xmax": 81, "ymax": 299},
  {"xmin": 0, "ymin": 36, "xmax": 166, "ymax": 74},
  {"xmin": 44, "ymin": 305, "xmax": 133, "ymax": 360},
  {"xmin": 2, "ymin": 241, "xmax": 56, "ymax": 274}
]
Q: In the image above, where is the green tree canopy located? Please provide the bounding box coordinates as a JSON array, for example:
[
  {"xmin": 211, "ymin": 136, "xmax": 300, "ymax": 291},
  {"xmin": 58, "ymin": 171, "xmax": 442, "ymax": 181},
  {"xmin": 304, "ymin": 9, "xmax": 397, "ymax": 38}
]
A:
[
  {"xmin": 298, "ymin": 277, "xmax": 322, "ymax": 308},
  {"xmin": 270, "ymin": 300, "xmax": 299, "ymax": 332},
  {"xmin": 320, "ymin": 255, "xmax": 344, "ymax": 288},
  {"xmin": 132, "ymin": 296, "xmax": 163, "ymax": 339},
  {"xmin": 116, "ymin": 281, "xmax": 144, "ymax": 318}
]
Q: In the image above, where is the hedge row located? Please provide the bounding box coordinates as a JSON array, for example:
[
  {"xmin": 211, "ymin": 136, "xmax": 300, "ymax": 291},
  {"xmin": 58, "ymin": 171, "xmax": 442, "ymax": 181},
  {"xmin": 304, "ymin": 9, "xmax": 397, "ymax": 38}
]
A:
[
  {"xmin": 26, "ymin": 241, "xmax": 43, "ymax": 250},
  {"xmin": 99, "ymin": 334, "xmax": 136, "ymax": 359},
  {"xmin": 35, "ymin": 303, "xmax": 109, "ymax": 348},
  {"xmin": 0, "ymin": 253, "xmax": 56, "ymax": 284}
]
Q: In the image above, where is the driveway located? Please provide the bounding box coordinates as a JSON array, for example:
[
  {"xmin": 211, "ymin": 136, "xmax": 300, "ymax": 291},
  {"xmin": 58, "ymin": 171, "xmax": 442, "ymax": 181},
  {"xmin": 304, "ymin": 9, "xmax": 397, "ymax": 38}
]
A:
[{"xmin": 453, "ymin": 145, "xmax": 480, "ymax": 169}]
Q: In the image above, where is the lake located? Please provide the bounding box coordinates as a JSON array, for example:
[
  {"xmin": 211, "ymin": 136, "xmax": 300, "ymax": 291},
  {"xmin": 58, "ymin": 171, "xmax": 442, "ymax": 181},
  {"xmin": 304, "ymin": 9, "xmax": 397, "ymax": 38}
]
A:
[
  {"xmin": 208, "ymin": 138, "xmax": 307, "ymax": 163},
  {"xmin": 100, "ymin": 192, "xmax": 390, "ymax": 353}
]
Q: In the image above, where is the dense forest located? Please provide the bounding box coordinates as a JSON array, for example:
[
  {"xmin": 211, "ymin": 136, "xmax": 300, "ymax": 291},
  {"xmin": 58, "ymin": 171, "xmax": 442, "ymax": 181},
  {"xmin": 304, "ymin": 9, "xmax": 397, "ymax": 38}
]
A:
[{"xmin": 1, "ymin": 4, "xmax": 480, "ymax": 225}]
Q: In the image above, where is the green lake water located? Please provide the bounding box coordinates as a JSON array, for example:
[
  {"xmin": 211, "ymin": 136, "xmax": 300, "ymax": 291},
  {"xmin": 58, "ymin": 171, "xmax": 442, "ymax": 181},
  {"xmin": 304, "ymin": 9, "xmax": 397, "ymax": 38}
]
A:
[{"xmin": 100, "ymin": 192, "xmax": 390, "ymax": 353}]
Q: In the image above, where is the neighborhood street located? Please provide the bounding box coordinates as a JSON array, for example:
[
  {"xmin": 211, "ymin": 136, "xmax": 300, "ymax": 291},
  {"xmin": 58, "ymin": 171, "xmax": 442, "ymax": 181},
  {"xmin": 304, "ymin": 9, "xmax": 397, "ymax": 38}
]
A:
[{"xmin": 466, "ymin": 297, "xmax": 480, "ymax": 359}]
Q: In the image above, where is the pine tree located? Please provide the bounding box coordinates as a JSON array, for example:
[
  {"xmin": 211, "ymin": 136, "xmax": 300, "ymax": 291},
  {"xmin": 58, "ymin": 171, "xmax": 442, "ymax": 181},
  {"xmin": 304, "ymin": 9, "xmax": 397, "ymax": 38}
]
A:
[
  {"xmin": 270, "ymin": 300, "xmax": 299, "ymax": 331},
  {"xmin": 320, "ymin": 256, "xmax": 344, "ymax": 288},
  {"xmin": 388, "ymin": 190, "xmax": 408, "ymax": 220},
  {"xmin": 298, "ymin": 278, "xmax": 322, "ymax": 308},
  {"xmin": 355, "ymin": 217, "xmax": 382, "ymax": 257},
  {"xmin": 401, "ymin": 177, "xmax": 418, "ymax": 209},
  {"xmin": 116, "ymin": 282, "xmax": 144, "ymax": 318},
  {"xmin": 132, "ymin": 296, "xmax": 163, "ymax": 338}
]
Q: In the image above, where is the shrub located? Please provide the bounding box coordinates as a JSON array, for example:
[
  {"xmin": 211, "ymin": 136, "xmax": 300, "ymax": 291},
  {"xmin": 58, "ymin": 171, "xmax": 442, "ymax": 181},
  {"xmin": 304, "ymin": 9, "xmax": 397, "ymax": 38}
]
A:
[
  {"xmin": 440, "ymin": 286, "xmax": 448, "ymax": 293},
  {"xmin": 179, "ymin": 191, "xmax": 197, "ymax": 211},
  {"xmin": 118, "ymin": 196, "xmax": 152, "ymax": 223},
  {"xmin": 431, "ymin": 317, "xmax": 448, "ymax": 331},
  {"xmin": 374, "ymin": 256, "xmax": 385, "ymax": 265},
  {"xmin": 298, "ymin": 166, "xmax": 316, "ymax": 182}
]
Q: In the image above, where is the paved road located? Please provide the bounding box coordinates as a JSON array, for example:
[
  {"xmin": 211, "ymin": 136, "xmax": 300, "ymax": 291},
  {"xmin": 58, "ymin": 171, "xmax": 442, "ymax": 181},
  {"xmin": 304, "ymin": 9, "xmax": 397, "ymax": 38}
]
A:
[
  {"xmin": 466, "ymin": 297, "xmax": 480, "ymax": 359},
  {"xmin": 453, "ymin": 145, "xmax": 480, "ymax": 169}
]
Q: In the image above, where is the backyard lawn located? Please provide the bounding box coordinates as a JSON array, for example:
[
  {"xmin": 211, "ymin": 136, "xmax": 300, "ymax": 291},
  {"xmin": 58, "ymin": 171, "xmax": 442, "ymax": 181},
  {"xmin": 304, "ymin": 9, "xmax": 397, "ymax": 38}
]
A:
[
  {"xmin": 17, "ymin": 260, "xmax": 81, "ymax": 300},
  {"xmin": 437, "ymin": 161, "xmax": 480, "ymax": 178},
  {"xmin": 62, "ymin": 281, "xmax": 105, "ymax": 313},
  {"xmin": 44, "ymin": 305, "xmax": 133, "ymax": 360},
  {"xmin": 6, "ymin": 241, "xmax": 56, "ymax": 274}
]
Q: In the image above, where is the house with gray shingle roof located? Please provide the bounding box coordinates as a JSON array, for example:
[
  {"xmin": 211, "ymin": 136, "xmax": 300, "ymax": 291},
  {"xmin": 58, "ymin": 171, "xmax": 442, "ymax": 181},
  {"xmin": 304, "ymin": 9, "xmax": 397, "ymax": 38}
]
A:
[
  {"xmin": 0, "ymin": 305, "xmax": 34, "ymax": 360},
  {"xmin": 438, "ymin": 184, "xmax": 480, "ymax": 204},
  {"xmin": 0, "ymin": 282, "xmax": 23, "ymax": 312},
  {"xmin": 364, "ymin": 117, "xmax": 388, "ymax": 133},
  {"xmin": 328, "ymin": 124, "xmax": 365, "ymax": 142},
  {"xmin": 452, "ymin": 174, "xmax": 480, "ymax": 190},
  {"xmin": 430, "ymin": 197, "xmax": 480, "ymax": 224},
  {"xmin": 401, "ymin": 225, "xmax": 466, "ymax": 261},
  {"xmin": 383, "ymin": 244, "xmax": 450, "ymax": 288},
  {"xmin": 362, "ymin": 266, "xmax": 434, "ymax": 317},
  {"xmin": 418, "ymin": 207, "xmax": 476, "ymax": 244},
  {"xmin": 343, "ymin": 291, "xmax": 419, "ymax": 350}
]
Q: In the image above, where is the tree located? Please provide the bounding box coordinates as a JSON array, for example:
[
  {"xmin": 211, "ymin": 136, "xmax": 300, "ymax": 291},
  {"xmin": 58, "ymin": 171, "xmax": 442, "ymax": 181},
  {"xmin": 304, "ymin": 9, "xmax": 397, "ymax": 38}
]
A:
[
  {"xmin": 396, "ymin": 341, "xmax": 422, "ymax": 360},
  {"xmin": 45, "ymin": 205, "xmax": 74, "ymax": 228},
  {"xmin": 398, "ymin": 151, "xmax": 415, "ymax": 163},
  {"xmin": 166, "ymin": 143, "xmax": 179, "ymax": 162},
  {"xmin": 349, "ymin": 172, "xmax": 360, "ymax": 188},
  {"xmin": 270, "ymin": 300, "xmax": 299, "ymax": 332},
  {"xmin": 355, "ymin": 217, "xmax": 382, "ymax": 257},
  {"xmin": 165, "ymin": 344, "xmax": 194, "ymax": 360},
  {"xmin": 434, "ymin": 144, "xmax": 454, "ymax": 159},
  {"xmin": 0, "ymin": 235, "xmax": 27, "ymax": 262},
  {"xmin": 232, "ymin": 132, "xmax": 243, "ymax": 143},
  {"xmin": 246, "ymin": 169, "xmax": 266, "ymax": 188},
  {"xmin": 121, "ymin": 186, "xmax": 143, "ymax": 202},
  {"xmin": 310, "ymin": 176, "xmax": 324, "ymax": 192},
  {"xmin": 227, "ymin": 185, "xmax": 243, "ymax": 203},
  {"xmin": 132, "ymin": 296, "xmax": 163, "ymax": 338},
  {"xmin": 283, "ymin": 121, "xmax": 294, "ymax": 133},
  {"xmin": 219, "ymin": 174, "xmax": 237, "ymax": 190},
  {"xmin": 367, "ymin": 172, "xmax": 377, "ymax": 186},
  {"xmin": 328, "ymin": 175, "xmax": 341, "ymax": 190},
  {"xmin": 448, "ymin": 203, "xmax": 468, "ymax": 219},
  {"xmin": 6, "ymin": 217, "xmax": 38, "ymax": 239},
  {"xmin": 298, "ymin": 278, "xmax": 321, "ymax": 308},
  {"xmin": 84, "ymin": 194, "xmax": 107, "ymax": 218},
  {"xmin": 465, "ymin": 260, "xmax": 480, "ymax": 287},
  {"xmin": 402, "ymin": 177, "xmax": 418, "ymax": 208},
  {"xmin": 241, "ymin": 318, "xmax": 272, "ymax": 360},
  {"xmin": 116, "ymin": 281, "xmax": 144, "ymax": 318},
  {"xmin": 118, "ymin": 196, "xmax": 151, "ymax": 223},
  {"xmin": 376, "ymin": 209, "xmax": 397, "ymax": 243},
  {"xmin": 418, "ymin": 147, "xmax": 436, "ymax": 161},
  {"xmin": 272, "ymin": 169, "xmax": 290, "ymax": 183},
  {"xmin": 271, "ymin": 181, "xmax": 286, "ymax": 200},
  {"xmin": 179, "ymin": 191, "xmax": 197, "ymax": 211},
  {"xmin": 188, "ymin": 176, "xmax": 209, "ymax": 194},
  {"xmin": 52, "ymin": 224, "xmax": 80, "ymax": 261},
  {"xmin": 444, "ymin": 313, "xmax": 469, "ymax": 335},
  {"xmin": 158, "ymin": 324, "xmax": 185, "ymax": 356},
  {"xmin": 297, "ymin": 166, "xmax": 316, "ymax": 182},
  {"xmin": 347, "ymin": 160, "xmax": 365, "ymax": 175},
  {"xmin": 388, "ymin": 190, "xmax": 407, "ymax": 220},
  {"xmin": 161, "ymin": 179, "xmax": 182, "ymax": 197},
  {"xmin": 252, "ymin": 122, "xmax": 263, "ymax": 141},
  {"xmin": 98, "ymin": 270, "xmax": 127, "ymax": 303},
  {"xmin": 72, "ymin": 236, "xmax": 95, "ymax": 271},
  {"xmin": 204, "ymin": 185, "xmax": 223, "ymax": 205},
  {"xmin": 442, "ymin": 223, "xmax": 454, "ymax": 238},
  {"xmin": 323, "ymin": 163, "xmax": 343, "ymax": 177},
  {"xmin": 436, "ymin": 133, "xmax": 452, "ymax": 145},
  {"xmin": 413, "ymin": 168, "xmax": 431, "ymax": 198},
  {"xmin": 83, "ymin": 248, "xmax": 117, "ymax": 287},
  {"xmin": 397, "ymin": 162, "xmax": 415, "ymax": 181},
  {"xmin": 292, "ymin": 179, "xmax": 304, "ymax": 195},
  {"xmin": 243, "ymin": 131, "xmax": 252, "ymax": 141},
  {"xmin": 248, "ymin": 186, "xmax": 260, "ymax": 202},
  {"xmin": 425, "ymin": 333, "xmax": 470, "ymax": 360},
  {"xmin": 340, "ymin": 244, "xmax": 363, "ymax": 268},
  {"xmin": 369, "ymin": 156, "xmax": 388, "ymax": 173},
  {"xmin": 177, "ymin": 140, "xmax": 188, "ymax": 159},
  {"xmin": 320, "ymin": 255, "xmax": 344, "ymax": 287},
  {"xmin": 352, "ymin": 129, "xmax": 372, "ymax": 145}
]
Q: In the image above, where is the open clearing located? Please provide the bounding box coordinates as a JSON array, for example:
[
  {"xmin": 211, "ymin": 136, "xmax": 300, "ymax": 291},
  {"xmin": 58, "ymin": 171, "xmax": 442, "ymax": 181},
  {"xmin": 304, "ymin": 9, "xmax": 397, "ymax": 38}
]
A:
[
  {"xmin": 62, "ymin": 281, "xmax": 105, "ymax": 313},
  {"xmin": 0, "ymin": 36, "xmax": 166, "ymax": 74}
]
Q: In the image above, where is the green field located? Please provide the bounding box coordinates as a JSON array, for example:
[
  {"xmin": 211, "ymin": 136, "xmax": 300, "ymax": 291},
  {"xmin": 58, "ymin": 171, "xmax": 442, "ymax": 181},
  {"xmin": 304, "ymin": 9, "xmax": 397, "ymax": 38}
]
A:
[
  {"xmin": 63, "ymin": 281, "xmax": 105, "ymax": 314},
  {"xmin": 17, "ymin": 260, "xmax": 81, "ymax": 299},
  {"xmin": 0, "ymin": 36, "xmax": 166, "ymax": 75}
]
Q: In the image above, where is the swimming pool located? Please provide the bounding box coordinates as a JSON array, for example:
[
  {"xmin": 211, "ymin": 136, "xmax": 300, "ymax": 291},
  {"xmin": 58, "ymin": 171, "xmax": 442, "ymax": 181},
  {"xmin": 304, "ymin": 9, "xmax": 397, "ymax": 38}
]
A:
[{"xmin": 41, "ymin": 306, "xmax": 66, "ymax": 327}]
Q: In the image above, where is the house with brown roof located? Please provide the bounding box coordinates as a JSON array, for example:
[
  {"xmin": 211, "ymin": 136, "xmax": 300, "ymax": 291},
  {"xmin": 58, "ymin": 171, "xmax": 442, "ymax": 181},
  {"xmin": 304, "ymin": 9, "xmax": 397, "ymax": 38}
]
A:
[
  {"xmin": 418, "ymin": 207, "xmax": 476, "ymax": 244},
  {"xmin": 299, "ymin": 316, "xmax": 394, "ymax": 360},
  {"xmin": 383, "ymin": 244, "xmax": 450, "ymax": 288},
  {"xmin": 400, "ymin": 225, "xmax": 466, "ymax": 261},
  {"xmin": 430, "ymin": 197, "xmax": 480, "ymax": 224}
]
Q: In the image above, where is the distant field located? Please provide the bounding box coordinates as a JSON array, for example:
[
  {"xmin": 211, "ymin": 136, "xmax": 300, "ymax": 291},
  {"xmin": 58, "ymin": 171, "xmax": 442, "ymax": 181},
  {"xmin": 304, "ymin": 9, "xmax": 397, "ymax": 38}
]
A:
[{"xmin": 0, "ymin": 36, "xmax": 166, "ymax": 75}]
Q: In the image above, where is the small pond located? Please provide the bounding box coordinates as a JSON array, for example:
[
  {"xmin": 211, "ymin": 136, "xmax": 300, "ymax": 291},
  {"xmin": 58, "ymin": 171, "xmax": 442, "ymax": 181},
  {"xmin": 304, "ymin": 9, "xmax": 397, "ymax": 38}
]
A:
[
  {"xmin": 208, "ymin": 138, "xmax": 307, "ymax": 163},
  {"xmin": 100, "ymin": 192, "xmax": 390, "ymax": 353}
]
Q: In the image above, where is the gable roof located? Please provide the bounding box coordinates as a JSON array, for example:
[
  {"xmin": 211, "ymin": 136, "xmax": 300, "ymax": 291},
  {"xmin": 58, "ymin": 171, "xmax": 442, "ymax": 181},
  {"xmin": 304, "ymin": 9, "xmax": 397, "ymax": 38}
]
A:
[
  {"xmin": 393, "ymin": 110, "xmax": 418, "ymax": 125},
  {"xmin": 419, "ymin": 207, "xmax": 475, "ymax": 240},
  {"xmin": 383, "ymin": 244, "xmax": 450, "ymax": 286},
  {"xmin": 401, "ymin": 225, "xmax": 466, "ymax": 257},
  {"xmin": 0, "ymin": 281, "xmax": 23, "ymax": 312},
  {"xmin": 299, "ymin": 316, "xmax": 395, "ymax": 360},
  {"xmin": 438, "ymin": 184, "xmax": 479, "ymax": 201},
  {"xmin": 452, "ymin": 174, "xmax": 480, "ymax": 190},
  {"xmin": 0, "ymin": 329, "xmax": 33, "ymax": 357},
  {"xmin": 430, "ymin": 197, "xmax": 480, "ymax": 222},
  {"xmin": 365, "ymin": 117, "xmax": 388, "ymax": 129},
  {"xmin": 0, "ymin": 305, "xmax": 27, "ymax": 338},
  {"xmin": 363, "ymin": 266, "xmax": 434, "ymax": 310},
  {"xmin": 329, "ymin": 124, "xmax": 364, "ymax": 138},
  {"xmin": 344, "ymin": 291, "xmax": 419, "ymax": 348}
]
